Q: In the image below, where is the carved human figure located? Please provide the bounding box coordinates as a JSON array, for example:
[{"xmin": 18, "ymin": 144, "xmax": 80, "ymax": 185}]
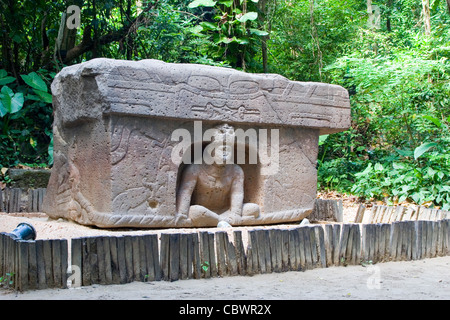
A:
[{"xmin": 176, "ymin": 124, "xmax": 260, "ymax": 226}]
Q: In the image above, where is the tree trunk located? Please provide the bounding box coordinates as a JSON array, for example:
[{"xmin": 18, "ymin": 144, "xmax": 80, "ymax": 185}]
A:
[
  {"xmin": 422, "ymin": 0, "xmax": 431, "ymax": 36},
  {"xmin": 367, "ymin": 0, "xmax": 373, "ymax": 28},
  {"xmin": 386, "ymin": 0, "xmax": 393, "ymax": 32},
  {"xmin": 310, "ymin": 0, "xmax": 322, "ymax": 80},
  {"xmin": 447, "ymin": 0, "xmax": 450, "ymax": 15},
  {"xmin": 63, "ymin": 0, "xmax": 159, "ymax": 64}
]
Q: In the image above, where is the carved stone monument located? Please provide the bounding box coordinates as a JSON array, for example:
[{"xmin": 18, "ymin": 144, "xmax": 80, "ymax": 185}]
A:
[{"xmin": 42, "ymin": 58, "xmax": 350, "ymax": 228}]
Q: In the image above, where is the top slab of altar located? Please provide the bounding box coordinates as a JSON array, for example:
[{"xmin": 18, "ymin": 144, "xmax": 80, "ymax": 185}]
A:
[{"xmin": 52, "ymin": 58, "xmax": 350, "ymax": 135}]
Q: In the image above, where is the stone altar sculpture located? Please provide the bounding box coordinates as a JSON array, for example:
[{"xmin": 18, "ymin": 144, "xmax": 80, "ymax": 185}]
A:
[{"xmin": 42, "ymin": 58, "xmax": 350, "ymax": 228}]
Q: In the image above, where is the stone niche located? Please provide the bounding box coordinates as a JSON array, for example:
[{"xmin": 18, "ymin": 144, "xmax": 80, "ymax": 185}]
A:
[{"xmin": 42, "ymin": 58, "xmax": 350, "ymax": 228}]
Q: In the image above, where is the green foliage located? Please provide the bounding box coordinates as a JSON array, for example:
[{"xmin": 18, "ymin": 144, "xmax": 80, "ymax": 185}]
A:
[
  {"xmin": 0, "ymin": 272, "xmax": 15, "ymax": 289},
  {"xmin": 0, "ymin": 0, "xmax": 449, "ymax": 210},
  {"xmin": 319, "ymin": 2, "xmax": 450, "ymax": 209},
  {"xmin": 186, "ymin": 0, "xmax": 268, "ymax": 69},
  {"xmin": 0, "ymin": 69, "xmax": 53, "ymax": 169}
]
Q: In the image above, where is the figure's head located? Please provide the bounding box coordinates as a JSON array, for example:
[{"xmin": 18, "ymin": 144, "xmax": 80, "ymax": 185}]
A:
[{"xmin": 209, "ymin": 123, "xmax": 235, "ymax": 165}]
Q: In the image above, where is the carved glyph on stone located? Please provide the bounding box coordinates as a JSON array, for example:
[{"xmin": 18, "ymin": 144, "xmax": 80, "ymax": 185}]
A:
[{"xmin": 42, "ymin": 58, "xmax": 351, "ymax": 228}]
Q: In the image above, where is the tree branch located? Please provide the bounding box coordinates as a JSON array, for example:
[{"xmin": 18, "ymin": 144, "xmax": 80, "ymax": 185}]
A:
[{"xmin": 63, "ymin": 0, "xmax": 159, "ymax": 64}]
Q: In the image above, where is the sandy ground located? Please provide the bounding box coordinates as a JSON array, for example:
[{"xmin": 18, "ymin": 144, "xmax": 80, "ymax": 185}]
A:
[{"xmin": 1, "ymin": 199, "xmax": 449, "ymax": 301}]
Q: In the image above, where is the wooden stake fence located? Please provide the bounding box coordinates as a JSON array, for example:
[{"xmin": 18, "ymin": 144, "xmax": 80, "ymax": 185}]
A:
[{"xmin": 1, "ymin": 218, "xmax": 450, "ymax": 291}]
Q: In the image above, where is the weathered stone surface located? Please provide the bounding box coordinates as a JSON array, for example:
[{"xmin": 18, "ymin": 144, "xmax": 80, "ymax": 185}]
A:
[
  {"xmin": 42, "ymin": 58, "xmax": 350, "ymax": 228},
  {"xmin": 8, "ymin": 169, "xmax": 51, "ymax": 189}
]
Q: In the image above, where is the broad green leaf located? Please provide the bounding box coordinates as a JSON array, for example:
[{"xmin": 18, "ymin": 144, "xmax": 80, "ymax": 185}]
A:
[
  {"xmin": 33, "ymin": 89, "xmax": 53, "ymax": 104},
  {"xmin": 0, "ymin": 86, "xmax": 24, "ymax": 114},
  {"xmin": 189, "ymin": 25, "xmax": 204, "ymax": 34},
  {"xmin": 237, "ymin": 12, "xmax": 258, "ymax": 23},
  {"xmin": 392, "ymin": 162, "xmax": 406, "ymax": 170},
  {"xmin": 426, "ymin": 167, "xmax": 436, "ymax": 178},
  {"xmin": 235, "ymin": 37, "xmax": 249, "ymax": 44},
  {"xmin": 249, "ymin": 28, "xmax": 269, "ymax": 36},
  {"xmin": 200, "ymin": 21, "xmax": 218, "ymax": 31},
  {"xmin": 0, "ymin": 101, "xmax": 7, "ymax": 117},
  {"xmin": 374, "ymin": 162, "xmax": 383, "ymax": 172},
  {"xmin": 1, "ymin": 85, "xmax": 13, "ymax": 97},
  {"xmin": 188, "ymin": 0, "xmax": 216, "ymax": 8},
  {"xmin": 395, "ymin": 148, "xmax": 413, "ymax": 157},
  {"xmin": 21, "ymin": 72, "xmax": 48, "ymax": 92},
  {"xmin": 10, "ymin": 92, "xmax": 24, "ymax": 113},
  {"xmin": 218, "ymin": 36, "xmax": 235, "ymax": 44},
  {"xmin": 0, "ymin": 76, "xmax": 16, "ymax": 86},
  {"xmin": 414, "ymin": 142, "xmax": 437, "ymax": 160},
  {"xmin": 318, "ymin": 134, "xmax": 329, "ymax": 145},
  {"xmin": 219, "ymin": 0, "xmax": 233, "ymax": 7},
  {"xmin": 423, "ymin": 115, "xmax": 442, "ymax": 128},
  {"xmin": 0, "ymin": 70, "xmax": 6, "ymax": 78}
]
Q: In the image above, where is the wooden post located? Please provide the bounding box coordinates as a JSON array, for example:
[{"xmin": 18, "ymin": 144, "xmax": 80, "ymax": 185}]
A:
[
  {"xmin": 35, "ymin": 240, "xmax": 47, "ymax": 289},
  {"xmin": 102, "ymin": 236, "xmax": 113, "ymax": 284},
  {"xmin": 215, "ymin": 231, "xmax": 227, "ymax": 277},
  {"xmin": 269, "ymin": 229, "xmax": 282, "ymax": 273},
  {"xmin": 362, "ymin": 224, "xmax": 373, "ymax": 263},
  {"xmin": 302, "ymin": 226, "xmax": 313, "ymax": 270},
  {"xmin": 246, "ymin": 230, "xmax": 257, "ymax": 275},
  {"xmin": 314, "ymin": 226, "xmax": 327, "ymax": 268},
  {"xmin": 169, "ymin": 233, "xmax": 180, "ymax": 281},
  {"xmin": 108, "ymin": 237, "xmax": 120, "ymax": 284},
  {"xmin": 338, "ymin": 224, "xmax": 350, "ymax": 265},
  {"xmin": 234, "ymin": 230, "xmax": 246, "ymax": 276},
  {"xmin": 263, "ymin": 230, "xmax": 272, "ymax": 273},
  {"xmin": 280, "ymin": 229, "xmax": 289, "ymax": 272},
  {"xmin": 116, "ymin": 236, "xmax": 127, "ymax": 284},
  {"xmin": 123, "ymin": 236, "xmax": 133, "ymax": 283},
  {"xmin": 96, "ymin": 236, "xmax": 106, "ymax": 284},
  {"xmin": 355, "ymin": 205, "xmax": 366, "ymax": 223},
  {"xmin": 131, "ymin": 236, "xmax": 141, "ymax": 282},
  {"xmin": 296, "ymin": 227, "xmax": 307, "ymax": 271},
  {"xmin": 444, "ymin": 219, "xmax": 450, "ymax": 256},
  {"xmin": 208, "ymin": 232, "xmax": 217, "ymax": 277},
  {"xmin": 190, "ymin": 233, "xmax": 201, "ymax": 279},
  {"xmin": 199, "ymin": 232, "xmax": 211, "ymax": 278},
  {"xmin": 226, "ymin": 233, "xmax": 238, "ymax": 276},
  {"xmin": 160, "ymin": 233, "xmax": 170, "ymax": 281},
  {"xmin": 54, "ymin": 239, "xmax": 68, "ymax": 288},
  {"xmin": 27, "ymin": 239, "xmax": 37, "ymax": 290},
  {"xmin": 426, "ymin": 221, "xmax": 433, "ymax": 258},
  {"xmin": 142, "ymin": 234, "xmax": 159, "ymax": 281},
  {"xmin": 389, "ymin": 222, "xmax": 399, "ymax": 261},
  {"xmin": 179, "ymin": 233, "xmax": 188, "ymax": 280},
  {"xmin": 352, "ymin": 224, "xmax": 361, "ymax": 265},
  {"xmin": 323, "ymin": 224, "xmax": 333, "ymax": 267},
  {"xmin": 17, "ymin": 240, "xmax": 29, "ymax": 291},
  {"xmin": 288, "ymin": 227, "xmax": 299, "ymax": 271}
]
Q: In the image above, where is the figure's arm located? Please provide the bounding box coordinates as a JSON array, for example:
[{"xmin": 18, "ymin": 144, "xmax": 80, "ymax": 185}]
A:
[
  {"xmin": 176, "ymin": 166, "xmax": 197, "ymax": 216},
  {"xmin": 229, "ymin": 166, "xmax": 244, "ymax": 216}
]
